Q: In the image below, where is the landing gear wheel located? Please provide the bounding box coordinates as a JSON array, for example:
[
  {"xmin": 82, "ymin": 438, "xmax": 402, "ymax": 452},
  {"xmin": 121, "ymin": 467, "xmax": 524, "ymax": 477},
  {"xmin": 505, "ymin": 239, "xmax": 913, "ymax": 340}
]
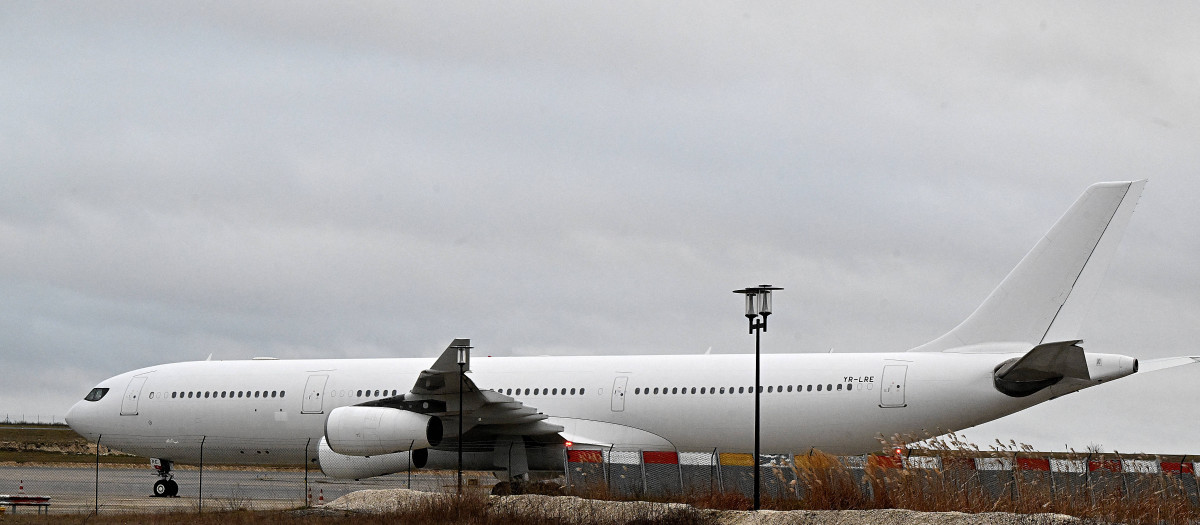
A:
[
  {"xmin": 153, "ymin": 479, "xmax": 169, "ymax": 497},
  {"xmin": 166, "ymin": 480, "xmax": 179, "ymax": 497}
]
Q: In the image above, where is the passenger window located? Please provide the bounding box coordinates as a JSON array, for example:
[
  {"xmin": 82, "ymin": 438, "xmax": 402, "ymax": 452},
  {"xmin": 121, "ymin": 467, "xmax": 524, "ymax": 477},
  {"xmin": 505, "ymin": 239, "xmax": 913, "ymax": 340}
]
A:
[
  {"xmin": 690, "ymin": 387, "xmax": 696, "ymax": 394},
  {"xmin": 817, "ymin": 385, "xmax": 822, "ymax": 391},
  {"xmin": 634, "ymin": 388, "xmax": 641, "ymax": 394},
  {"xmin": 571, "ymin": 388, "xmax": 576, "ymax": 395},
  {"xmin": 700, "ymin": 387, "xmax": 706, "ymax": 394},
  {"xmin": 670, "ymin": 387, "xmax": 676, "ymax": 394},
  {"xmin": 280, "ymin": 391, "xmax": 286, "ymax": 398},
  {"xmin": 580, "ymin": 388, "xmax": 585, "ymax": 395},
  {"xmin": 787, "ymin": 385, "xmax": 793, "ymax": 392},
  {"xmin": 837, "ymin": 384, "xmax": 843, "ymax": 391},
  {"xmin": 653, "ymin": 387, "xmax": 659, "ymax": 394},
  {"xmin": 552, "ymin": 388, "xmax": 558, "ymax": 395},
  {"xmin": 766, "ymin": 386, "xmax": 772, "ymax": 393},
  {"xmin": 848, "ymin": 384, "xmax": 853, "ymax": 391},
  {"xmin": 806, "ymin": 385, "xmax": 812, "ymax": 392},
  {"xmin": 719, "ymin": 387, "xmax": 725, "ymax": 394},
  {"xmin": 738, "ymin": 387, "xmax": 744, "ymax": 394},
  {"xmin": 271, "ymin": 391, "xmax": 277, "ymax": 398},
  {"xmin": 172, "ymin": 392, "xmax": 177, "ymax": 399},
  {"xmin": 827, "ymin": 384, "xmax": 832, "ymax": 391}
]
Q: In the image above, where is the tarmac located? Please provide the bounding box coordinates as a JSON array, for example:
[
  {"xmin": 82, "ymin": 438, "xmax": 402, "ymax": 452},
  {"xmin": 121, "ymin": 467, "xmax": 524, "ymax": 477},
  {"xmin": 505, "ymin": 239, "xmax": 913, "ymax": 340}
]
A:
[{"xmin": 0, "ymin": 463, "xmax": 482, "ymax": 514}]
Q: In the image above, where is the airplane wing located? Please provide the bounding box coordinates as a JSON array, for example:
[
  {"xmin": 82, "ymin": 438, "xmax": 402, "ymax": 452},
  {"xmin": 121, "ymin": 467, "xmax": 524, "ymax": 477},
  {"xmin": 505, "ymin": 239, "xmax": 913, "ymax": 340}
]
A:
[{"xmin": 359, "ymin": 339, "xmax": 564, "ymax": 440}]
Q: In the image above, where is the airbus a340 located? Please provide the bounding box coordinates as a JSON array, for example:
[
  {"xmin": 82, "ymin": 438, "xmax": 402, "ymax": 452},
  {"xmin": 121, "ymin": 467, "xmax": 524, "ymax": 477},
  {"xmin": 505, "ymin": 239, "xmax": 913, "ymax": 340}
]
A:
[{"xmin": 66, "ymin": 181, "xmax": 1197, "ymax": 496}]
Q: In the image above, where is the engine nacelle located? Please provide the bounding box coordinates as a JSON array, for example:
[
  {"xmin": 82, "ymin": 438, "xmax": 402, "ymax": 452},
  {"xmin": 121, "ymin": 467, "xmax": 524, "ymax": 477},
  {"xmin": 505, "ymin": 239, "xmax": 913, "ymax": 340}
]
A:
[
  {"xmin": 324, "ymin": 406, "xmax": 442, "ymax": 456},
  {"xmin": 318, "ymin": 437, "xmax": 427, "ymax": 479},
  {"xmin": 1084, "ymin": 352, "xmax": 1138, "ymax": 382}
]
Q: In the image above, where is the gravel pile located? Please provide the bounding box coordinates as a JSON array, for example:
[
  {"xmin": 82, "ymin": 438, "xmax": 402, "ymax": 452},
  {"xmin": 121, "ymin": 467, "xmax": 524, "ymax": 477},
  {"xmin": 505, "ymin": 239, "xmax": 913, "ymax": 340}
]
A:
[{"xmin": 324, "ymin": 488, "xmax": 1086, "ymax": 525}]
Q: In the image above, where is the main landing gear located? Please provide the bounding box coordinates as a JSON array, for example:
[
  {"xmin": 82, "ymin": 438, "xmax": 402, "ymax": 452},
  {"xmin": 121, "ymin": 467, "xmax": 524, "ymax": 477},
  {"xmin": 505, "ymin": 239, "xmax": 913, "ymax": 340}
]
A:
[{"xmin": 150, "ymin": 458, "xmax": 179, "ymax": 497}]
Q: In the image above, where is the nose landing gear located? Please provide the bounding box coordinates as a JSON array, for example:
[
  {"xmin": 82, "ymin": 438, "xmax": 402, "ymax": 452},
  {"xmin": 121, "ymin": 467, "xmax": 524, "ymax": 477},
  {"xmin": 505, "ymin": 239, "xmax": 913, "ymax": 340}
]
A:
[{"xmin": 150, "ymin": 458, "xmax": 179, "ymax": 497}]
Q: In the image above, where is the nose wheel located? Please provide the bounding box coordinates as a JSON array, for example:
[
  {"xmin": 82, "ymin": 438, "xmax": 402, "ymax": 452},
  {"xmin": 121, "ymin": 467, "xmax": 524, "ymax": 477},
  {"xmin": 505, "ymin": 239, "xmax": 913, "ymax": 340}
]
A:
[
  {"xmin": 153, "ymin": 479, "xmax": 179, "ymax": 497},
  {"xmin": 150, "ymin": 458, "xmax": 179, "ymax": 497}
]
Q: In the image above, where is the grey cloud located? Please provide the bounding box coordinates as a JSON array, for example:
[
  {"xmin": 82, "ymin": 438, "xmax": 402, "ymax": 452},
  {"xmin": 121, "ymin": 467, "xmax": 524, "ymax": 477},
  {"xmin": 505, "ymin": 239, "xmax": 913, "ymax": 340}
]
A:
[{"xmin": 1, "ymin": 2, "xmax": 1198, "ymax": 452}]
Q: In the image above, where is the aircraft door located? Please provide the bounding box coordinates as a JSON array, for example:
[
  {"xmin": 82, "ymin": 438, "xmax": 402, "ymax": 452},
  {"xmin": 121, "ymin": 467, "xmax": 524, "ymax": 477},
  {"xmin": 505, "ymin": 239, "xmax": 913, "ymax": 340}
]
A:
[
  {"xmin": 610, "ymin": 376, "xmax": 628, "ymax": 412},
  {"xmin": 879, "ymin": 365, "xmax": 908, "ymax": 408},
  {"xmin": 302, "ymin": 375, "xmax": 329, "ymax": 414},
  {"xmin": 120, "ymin": 376, "xmax": 147, "ymax": 416}
]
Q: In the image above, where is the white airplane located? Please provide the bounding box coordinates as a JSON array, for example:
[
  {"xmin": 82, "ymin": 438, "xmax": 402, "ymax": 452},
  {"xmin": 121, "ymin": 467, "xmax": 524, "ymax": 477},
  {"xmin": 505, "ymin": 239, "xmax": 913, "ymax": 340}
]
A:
[{"xmin": 66, "ymin": 180, "xmax": 1198, "ymax": 497}]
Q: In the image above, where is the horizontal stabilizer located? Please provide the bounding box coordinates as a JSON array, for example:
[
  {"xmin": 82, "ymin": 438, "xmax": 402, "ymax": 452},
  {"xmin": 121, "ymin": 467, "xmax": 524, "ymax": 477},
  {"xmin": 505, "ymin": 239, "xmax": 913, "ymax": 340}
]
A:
[
  {"xmin": 993, "ymin": 340, "xmax": 1140, "ymax": 397},
  {"xmin": 1138, "ymin": 356, "xmax": 1200, "ymax": 373},
  {"xmin": 993, "ymin": 340, "xmax": 1088, "ymax": 397}
]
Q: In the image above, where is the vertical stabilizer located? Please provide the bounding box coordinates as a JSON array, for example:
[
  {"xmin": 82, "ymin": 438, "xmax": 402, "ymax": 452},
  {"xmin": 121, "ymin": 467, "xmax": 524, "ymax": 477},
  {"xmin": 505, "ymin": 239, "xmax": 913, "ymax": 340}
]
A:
[{"xmin": 911, "ymin": 181, "xmax": 1145, "ymax": 352}]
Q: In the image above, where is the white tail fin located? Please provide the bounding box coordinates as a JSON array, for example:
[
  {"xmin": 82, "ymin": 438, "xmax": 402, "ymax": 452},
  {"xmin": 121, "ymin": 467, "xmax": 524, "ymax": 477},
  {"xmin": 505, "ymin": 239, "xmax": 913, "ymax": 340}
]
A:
[{"xmin": 911, "ymin": 181, "xmax": 1145, "ymax": 352}]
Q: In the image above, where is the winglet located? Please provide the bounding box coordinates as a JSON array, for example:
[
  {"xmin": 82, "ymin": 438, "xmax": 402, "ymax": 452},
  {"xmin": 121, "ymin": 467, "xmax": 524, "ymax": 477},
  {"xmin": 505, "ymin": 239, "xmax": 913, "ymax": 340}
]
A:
[{"xmin": 912, "ymin": 181, "xmax": 1145, "ymax": 352}]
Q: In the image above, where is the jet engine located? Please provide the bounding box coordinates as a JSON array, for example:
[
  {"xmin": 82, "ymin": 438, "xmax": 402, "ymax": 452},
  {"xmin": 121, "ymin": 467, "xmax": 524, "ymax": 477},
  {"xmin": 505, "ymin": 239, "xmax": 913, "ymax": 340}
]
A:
[
  {"xmin": 318, "ymin": 437, "xmax": 428, "ymax": 479},
  {"xmin": 324, "ymin": 406, "xmax": 442, "ymax": 456}
]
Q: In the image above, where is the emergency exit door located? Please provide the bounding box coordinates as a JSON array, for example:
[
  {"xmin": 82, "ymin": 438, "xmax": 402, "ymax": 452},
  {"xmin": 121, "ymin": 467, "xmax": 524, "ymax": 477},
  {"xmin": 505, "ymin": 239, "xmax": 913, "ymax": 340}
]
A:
[
  {"xmin": 121, "ymin": 376, "xmax": 147, "ymax": 416},
  {"xmin": 610, "ymin": 376, "xmax": 628, "ymax": 412},
  {"xmin": 879, "ymin": 365, "xmax": 908, "ymax": 408}
]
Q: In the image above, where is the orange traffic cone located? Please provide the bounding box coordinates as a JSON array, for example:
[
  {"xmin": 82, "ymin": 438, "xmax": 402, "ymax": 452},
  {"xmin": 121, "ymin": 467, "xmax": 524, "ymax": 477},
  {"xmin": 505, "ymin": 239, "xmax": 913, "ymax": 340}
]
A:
[
  {"xmin": 18, "ymin": 481, "xmax": 24, "ymax": 495},
  {"xmin": 318, "ymin": 488, "xmax": 324, "ymax": 505}
]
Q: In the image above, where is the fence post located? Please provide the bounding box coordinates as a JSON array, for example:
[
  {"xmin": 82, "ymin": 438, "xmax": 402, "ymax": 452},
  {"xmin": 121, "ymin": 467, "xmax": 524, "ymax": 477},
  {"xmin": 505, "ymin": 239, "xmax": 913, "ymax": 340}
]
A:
[
  {"xmin": 95, "ymin": 434, "xmax": 102, "ymax": 514},
  {"xmin": 1085, "ymin": 453, "xmax": 1093, "ymax": 508},
  {"xmin": 1011, "ymin": 452, "xmax": 1018, "ymax": 508},
  {"xmin": 677, "ymin": 449, "xmax": 685, "ymax": 496},
  {"xmin": 604, "ymin": 445, "xmax": 614, "ymax": 493},
  {"xmin": 1120, "ymin": 457, "xmax": 1130, "ymax": 502},
  {"xmin": 640, "ymin": 449, "xmax": 649, "ymax": 496},
  {"xmin": 304, "ymin": 437, "xmax": 311, "ymax": 506},
  {"xmin": 199, "ymin": 436, "xmax": 206, "ymax": 513},
  {"xmin": 1048, "ymin": 456, "xmax": 1056, "ymax": 512},
  {"xmin": 407, "ymin": 440, "xmax": 414, "ymax": 490},
  {"xmin": 710, "ymin": 448, "xmax": 720, "ymax": 493},
  {"xmin": 562, "ymin": 444, "xmax": 571, "ymax": 489}
]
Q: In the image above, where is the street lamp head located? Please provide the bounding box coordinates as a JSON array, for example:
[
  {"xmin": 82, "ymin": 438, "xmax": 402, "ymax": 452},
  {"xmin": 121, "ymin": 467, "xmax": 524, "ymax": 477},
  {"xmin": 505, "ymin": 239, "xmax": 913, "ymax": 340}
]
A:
[
  {"xmin": 455, "ymin": 345, "xmax": 471, "ymax": 367},
  {"xmin": 733, "ymin": 285, "xmax": 783, "ymax": 316},
  {"xmin": 758, "ymin": 290, "xmax": 773, "ymax": 316}
]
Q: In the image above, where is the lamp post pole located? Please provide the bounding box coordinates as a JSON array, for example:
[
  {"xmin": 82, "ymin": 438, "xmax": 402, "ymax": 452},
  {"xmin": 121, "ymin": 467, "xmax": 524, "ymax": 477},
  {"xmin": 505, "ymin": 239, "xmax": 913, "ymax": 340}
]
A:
[
  {"xmin": 733, "ymin": 285, "xmax": 781, "ymax": 512},
  {"xmin": 454, "ymin": 344, "xmax": 471, "ymax": 495}
]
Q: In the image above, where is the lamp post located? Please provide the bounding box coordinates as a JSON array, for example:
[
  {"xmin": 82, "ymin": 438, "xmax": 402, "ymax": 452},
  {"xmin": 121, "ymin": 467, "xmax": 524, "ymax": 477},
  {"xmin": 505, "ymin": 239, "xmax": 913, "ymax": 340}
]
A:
[
  {"xmin": 732, "ymin": 284, "xmax": 781, "ymax": 511},
  {"xmin": 454, "ymin": 343, "xmax": 471, "ymax": 494}
]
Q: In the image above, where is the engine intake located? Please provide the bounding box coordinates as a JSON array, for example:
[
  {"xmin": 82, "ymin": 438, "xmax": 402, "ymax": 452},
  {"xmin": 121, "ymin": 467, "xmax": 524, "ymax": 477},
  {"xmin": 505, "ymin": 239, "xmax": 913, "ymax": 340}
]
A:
[{"xmin": 324, "ymin": 406, "xmax": 442, "ymax": 456}]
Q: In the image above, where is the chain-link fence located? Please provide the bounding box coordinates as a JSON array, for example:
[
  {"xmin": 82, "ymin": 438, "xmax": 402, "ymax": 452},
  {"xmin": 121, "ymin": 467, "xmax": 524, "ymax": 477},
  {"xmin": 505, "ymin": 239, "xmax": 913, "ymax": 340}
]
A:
[
  {"xmin": 0, "ymin": 432, "xmax": 488, "ymax": 515},
  {"xmin": 565, "ymin": 447, "xmax": 1200, "ymax": 514},
  {"xmin": 4, "ymin": 429, "xmax": 1200, "ymax": 516}
]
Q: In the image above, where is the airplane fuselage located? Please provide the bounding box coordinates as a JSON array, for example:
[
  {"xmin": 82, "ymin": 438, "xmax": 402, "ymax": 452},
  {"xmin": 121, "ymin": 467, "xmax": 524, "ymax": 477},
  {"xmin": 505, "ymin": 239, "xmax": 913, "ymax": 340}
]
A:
[{"xmin": 66, "ymin": 350, "xmax": 1078, "ymax": 465}]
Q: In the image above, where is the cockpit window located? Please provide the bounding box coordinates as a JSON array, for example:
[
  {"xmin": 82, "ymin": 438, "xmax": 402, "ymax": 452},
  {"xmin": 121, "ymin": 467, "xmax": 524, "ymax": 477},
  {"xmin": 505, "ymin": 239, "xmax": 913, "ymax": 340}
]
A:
[{"xmin": 84, "ymin": 387, "xmax": 109, "ymax": 402}]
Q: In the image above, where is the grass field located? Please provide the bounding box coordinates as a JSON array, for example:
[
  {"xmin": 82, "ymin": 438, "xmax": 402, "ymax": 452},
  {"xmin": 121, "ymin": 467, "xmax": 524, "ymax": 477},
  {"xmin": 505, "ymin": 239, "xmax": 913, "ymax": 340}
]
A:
[{"xmin": 0, "ymin": 423, "xmax": 143, "ymax": 465}]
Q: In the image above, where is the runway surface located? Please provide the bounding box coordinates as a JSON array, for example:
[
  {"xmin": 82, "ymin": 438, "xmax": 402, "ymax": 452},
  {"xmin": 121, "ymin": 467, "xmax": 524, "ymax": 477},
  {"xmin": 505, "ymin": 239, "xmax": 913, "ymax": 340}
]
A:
[{"xmin": 0, "ymin": 464, "xmax": 491, "ymax": 514}]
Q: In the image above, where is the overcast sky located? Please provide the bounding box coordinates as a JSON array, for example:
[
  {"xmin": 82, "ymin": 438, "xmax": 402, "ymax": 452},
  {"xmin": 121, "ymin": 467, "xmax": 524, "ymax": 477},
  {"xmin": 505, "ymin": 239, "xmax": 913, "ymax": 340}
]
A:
[{"xmin": 2, "ymin": 2, "xmax": 1198, "ymax": 454}]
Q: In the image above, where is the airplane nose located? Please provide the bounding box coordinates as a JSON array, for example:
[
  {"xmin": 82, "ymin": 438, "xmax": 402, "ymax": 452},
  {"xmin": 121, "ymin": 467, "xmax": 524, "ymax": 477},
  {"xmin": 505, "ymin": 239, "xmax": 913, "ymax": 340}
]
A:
[{"xmin": 65, "ymin": 400, "xmax": 87, "ymax": 433}]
